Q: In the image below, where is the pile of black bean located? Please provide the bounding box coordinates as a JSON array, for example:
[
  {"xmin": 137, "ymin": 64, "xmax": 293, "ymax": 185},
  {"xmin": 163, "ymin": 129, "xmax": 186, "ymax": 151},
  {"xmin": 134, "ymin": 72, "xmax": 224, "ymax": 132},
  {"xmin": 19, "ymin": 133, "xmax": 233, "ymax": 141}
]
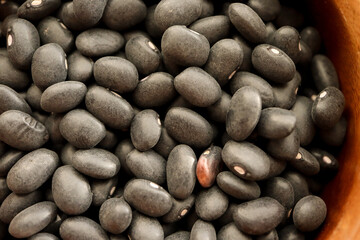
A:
[{"xmin": 0, "ymin": 0, "xmax": 347, "ymax": 239}]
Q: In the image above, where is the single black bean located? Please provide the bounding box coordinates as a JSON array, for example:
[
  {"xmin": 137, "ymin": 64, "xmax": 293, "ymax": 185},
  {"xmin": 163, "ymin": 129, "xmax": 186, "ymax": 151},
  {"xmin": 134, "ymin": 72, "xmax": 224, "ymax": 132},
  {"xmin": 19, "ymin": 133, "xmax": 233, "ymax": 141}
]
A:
[
  {"xmin": 233, "ymin": 35, "xmax": 253, "ymax": 71},
  {"xmin": 293, "ymin": 195, "xmax": 327, "ymax": 232},
  {"xmin": 99, "ymin": 198, "xmax": 132, "ymax": 234},
  {"xmin": 26, "ymin": 84, "xmax": 42, "ymax": 111},
  {"xmin": 312, "ymin": 54, "xmax": 339, "ymax": 91},
  {"xmin": 165, "ymin": 231, "xmax": 190, "ymax": 240},
  {"xmin": 59, "ymin": 109, "xmax": 106, "ymax": 149},
  {"xmin": 52, "ymin": 165, "xmax": 92, "ymax": 215},
  {"xmin": 255, "ymin": 229, "xmax": 279, "ymax": 240},
  {"xmin": 145, "ymin": 5, "xmax": 162, "ymax": 38},
  {"xmin": 71, "ymin": 148, "xmax": 120, "ymax": 179},
  {"xmin": 166, "ymin": 144, "xmax": 197, "ymax": 199},
  {"xmin": 190, "ymin": 219, "xmax": 216, "ymax": 240},
  {"xmin": 247, "ymin": 0, "xmax": 281, "ymax": 21},
  {"xmin": 130, "ymin": 109, "xmax": 161, "ymax": 151},
  {"xmin": 0, "ymin": 149, "xmax": 24, "ymax": 177},
  {"xmin": 310, "ymin": 148, "xmax": 339, "ymax": 175},
  {"xmin": 114, "ymin": 139, "xmax": 134, "ymax": 175},
  {"xmin": 128, "ymin": 212, "xmax": 164, "ymax": 240},
  {"xmin": 252, "ymin": 44, "xmax": 296, "ymax": 83},
  {"xmin": 278, "ymin": 224, "xmax": 305, "ymax": 240},
  {"xmin": 40, "ymin": 81, "xmax": 86, "ymax": 113},
  {"xmin": 289, "ymin": 147, "xmax": 320, "ymax": 176},
  {"xmin": 204, "ymin": 39, "xmax": 243, "ymax": 86},
  {"xmin": 161, "ymin": 25, "xmax": 210, "ymax": 67},
  {"xmin": 1, "ymin": 14, "xmax": 17, "ymax": 39},
  {"xmin": 67, "ymin": 51, "xmax": 93, "ymax": 83},
  {"xmin": 163, "ymin": 195, "xmax": 195, "ymax": 224},
  {"xmin": 228, "ymin": 3, "xmax": 266, "ymax": 43},
  {"xmin": 196, "ymin": 146, "xmax": 222, "ymax": 188},
  {"xmin": 189, "ymin": 15, "xmax": 231, "ymax": 45},
  {"xmin": 58, "ymin": 2, "xmax": 88, "ymax": 31},
  {"xmin": 94, "ymin": 56, "xmax": 139, "ymax": 94},
  {"xmin": 195, "ymin": 185, "xmax": 228, "ymax": 221},
  {"xmin": 257, "ymin": 108, "xmax": 296, "ymax": 139},
  {"xmin": 230, "ymin": 71, "xmax": 275, "ymax": 108},
  {"xmin": 291, "ymin": 96, "xmax": 316, "ymax": 146},
  {"xmin": 174, "ymin": 67, "xmax": 222, "ymax": 107},
  {"xmin": 297, "ymin": 40, "xmax": 313, "ymax": 66},
  {"xmin": 75, "ymin": 28, "xmax": 125, "ymax": 57},
  {"xmin": 37, "ymin": 16, "xmax": 74, "ymax": 53},
  {"xmin": 217, "ymin": 222, "xmax": 251, "ymax": 240},
  {"xmin": 312, "ymin": 86, "xmax": 345, "ymax": 129},
  {"xmin": 165, "ymin": 107, "xmax": 213, "ymax": 148},
  {"xmin": 262, "ymin": 177, "xmax": 294, "ymax": 213},
  {"xmin": 29, "ymin": 232, "xmax": 60, "ymax": 240},
  {"xmin": 6, "ymin": 18, "xmax": 40, "ymax": 70},
  {"xmin": 102, "ymin": 0, "xmax": 147, "ymax": 31},
  {"xmin": 73, "ymin": 0, "xmax": 107, "ymax": 27},
  {"xmin": 0, "ymin": 54, "xmax": 30, "ymax": 90},
  {"xmin": 206, "ymin": 91, "xmax": 231, "ymax": 123},
  {"xmin": 282, "ymin": 171, "xmax": 310, "ymax": 204},
  {"xmin": 217, "ymin": 171, "xmax": 261, "ymax": 200},
  {"xmin": 222, "ymin": 141, "xmax": 270, "ymax": 181},
  {"xmin": 267, "ymin": 157, "xmax": 287, "ymax": 179},
  {"xmin": 7, "ymin": 148, "xmax": 58, "ymax": 194},
  {"xmin": 301, "ymin": 26, "xmax": 321, "ymax": 54},
  {"xmin": 233, "ymin": 197, "xmax": 285, "ymax": 235},
  {"xmin": 18, "ymin": 0, "xmax": 61, "ymax": 21},
  {"xmin": 267, "ymin": 129, "xmax": 300, "ymax": 161},
  {"xmin": 0, "ymin": 84, "xmax": 31, "ymax": 114},
  {"xmin": 153, "ymin": 127, "xmax": 177, "ymax": 158},
  {"xmin": 319, "ymin": 116, "xmax": 347, "ymax": 147},
  {"xmin": 98, "ymin": 129, "xmax": 118, "ymax": 150},
  {"xmin": 91, "ymin": 176, "xmax": 118, "ymax": 206},
  {"xmin": 154, "ymin": 0, "xmax": 201, "ymax": 32},
  {"xmin": 226, "ymin": 86, "xmax": 262, "ymax": 141},
  {"xmin": 60, "ymin": 216, "xmax": 108, "ymax": 240},
  {"xmin": 272, "ymin": 71, "xmax": 301, "ymax": 109}
]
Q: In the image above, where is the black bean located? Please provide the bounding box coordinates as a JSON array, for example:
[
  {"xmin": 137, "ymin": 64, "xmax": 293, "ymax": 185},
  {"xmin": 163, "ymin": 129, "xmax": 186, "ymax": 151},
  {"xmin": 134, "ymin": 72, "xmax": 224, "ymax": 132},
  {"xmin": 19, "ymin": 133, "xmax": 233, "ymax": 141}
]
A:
[
  {"xmin": 233, "ymin": 35, "xmax": 253, "ymax": 71},
  {"xmin": 154, "ymin": 127, "xmax": 177, "ymax": 158},
  {"xmin": 162, "ymin": 195, "xmax": 195, "ymax": 223},
  {"xmin": 297, "ymin": 40, "xmax": 313, "ymax": 66},
  {"xmin": 91, "ymin": 176, "xmax": 118, "ymax": 206},
  {"xmin": 257, "ymin": 108, "xmax": 296, "ymax": 139},
  {"xmin": 99, "ymin": 198, "xmax": 132, "ymax": 234},
  {"xmin": 255, "ymin": 229, "xmax": 279, "ymax": 240},
  {"xmin": 94, "ymin": 56, "xmax": 138, "ymax": 94},
  {"xmin": 114, "ymin": 139, "xmax": 134, "ymax": 175},
  {"xmin": 0, "ymin": 54, "xmax": 30, "ymax": 90},
  {"xmin": 29, "ymin": 232, "xmax": 60, "ymax": 240},
  {"xmin": 222, "ymin": 141, "xmax": 270, "ymax": 181},
  {"xmin": 144, "ymin": 5, "xmax": 162, "ymax": 38},
  {"xmin": 102, "ymin": 0, "xmax": 147, "ymax": 31},
  {"xmin": 18, "ymin": 0, "xmax": 61, "ymax": 21},
  {"xmin": 282, "ymin": 171, "xmax": 310, "ymax": 204},
  {"xmin": 293, "ymin": 195, "xmax": 327, "ymax": 232},
  {"xmin": 73, "ymin": 0, "xmax": 107, "ymax": 27},
  {"xmin": 60, "ymin": 216, "xmax": 108, "ymax": 240},
  {"xmin": 204, "ymin": 39, "xmax": 243, "ymax": 86},
  {"xmin": 130, "ymin": 109, "xmax": 161, "ymax": 151},
  {"xmin": 312, "ymin": 86, "xmax": 345, "ymax": 129},
  {"xmin": 206, "ymin": 91, "xmax": 231, "ymax": 123},
  {"xmin": 265, "ymin": 22, "xmax": 277, "ymax": 41},
  {"xmin": 0, "ymin": 84, "xmax": 32, "ymax": 114},
  {"xmin": 217, "ymin": 222, "xmax": 251, "ymax": 240},
  {"xmin": 174, "ymin": 67, "xmax": 221, "ymax": 107},
  {"xmin": 98, "ymin": 129, "xmax": 118, "ymax": 150},
  {"xmin": 248, "ymin": 0, "xmax": 281, "ymax": 22},
  {"xmin": 128, "ymin": 212, "xmax": 164, "ymax": 240},
  {"xmin": 67, "ymin": 50, "xmax": 93, "ymax": 83},
  {"xmin": 26, "ymin": 84, "xmax": 43, "ymax": 111},
  {"xmin": 226, "ymin": 86, "xmax": 261, "ymax": 141},
  {"xmin": 233, "ymin": 197, "xmax": 285, "ymax": 235},
  {"xmin": 230, "ymin": 71, "xmax": 275, "ymax": 108},
  {"xmin": 52, "ymin": 165, "xmax": 92, "ymax": 215},
  {"xmin": 59, "ymin": 109, "xmax": 106, "ymax": 149},
  {"xmin": 60, "ymin": 143, "xmax": 76, "ymax": 165},
  {"xmin": 312, "ymin": 54, "xmax": 339, "ymax": 91},
  {"xmin": 166, "ymin": 144, "xmax": 197, "ymax": 199},
  {"xmin": 154, "ymin": 0, "xmax": 202, "ymax": 32},
  {"xmin": 319, "ymin": 116, "xmax": 347, "ymax": 147},
  {"xmin": 165, "ymin": 107, "xmax": 213, "ymax": 148},
  {"xmin": 43, "ymin": 114, "xmax": 63, "ymax": 145},
  {"xmin": 228, "ymin": 3, "xmax": 266, "ymax": 43},
  {"xmin": 278, "ymin": 224, "xmax": 305, "ymax": 240},
  {"xmin": 262, "ymin": 177, "xmax": 294, "ymax": 213},
  {"xmin": 267, "ymin": 157, "xmax": 287, "ymax": 179},
  {"xmin": 189, "ymin": 15, "xmax": 231, "ymax": 45},
  {"xmin": 165, "ymin": 231, "xmax": 190, "ymax": 240},
  {"xmin": 161, "ymin": 25, "xmax": 210, "ymax": 67},
  {"xmin": 126, "ymin": 149, "xmax": 166, "ymax": 185},
  {"xmin": 195, "ymin": 185, "xmax": 228, "ymax": 221},
  {"xmin": 37, "ymin": 16, "xmax": 74, "ymax": 53},
  {"xmin": 289, "ymin": 147, "xmax": 320, "ymax": 176},
  {"xmin": 58, "ymin": 2, "xmax": 87, "ymax": 31},
  {"xmin": 273, "ymin": 72, "xmax": 301, "ymax": 110},
  {"xmin": 252, "ymin": 44, "xmax": 296, "ymax": 83},
  {"xmin": 75, "ymin": 28, "xmax": 125, "ymax": 57},
  {"xmin": 217, "ymin": 171, "xmax": 261, "ymax": 200},
  {"xmin": 190, "ymin": 219, "xmax": 216, "ymax": 240},
  {"xmin": 85, "ymin": 85, "xmax": 134, "ymax": 130},
  {"xmin": 300, "ymin": 26, "xmax": 321, "ymax": 54},
  {"xmin": 196, "ymin": 146, "xmax": 222, "ymax": 188},
  {"xmin": 267, "ymin": 129, "xmax": 300, "ymax": 161},
  {"xmin": 310, "ymin": 148, "xmax": 339, "ymax": 175}
]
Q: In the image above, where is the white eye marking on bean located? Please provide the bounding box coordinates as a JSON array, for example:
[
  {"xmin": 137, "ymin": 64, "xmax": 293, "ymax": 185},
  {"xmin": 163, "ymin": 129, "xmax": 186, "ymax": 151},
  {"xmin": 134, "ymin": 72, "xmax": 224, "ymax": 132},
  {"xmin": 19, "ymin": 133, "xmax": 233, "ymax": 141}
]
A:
[
  {"xmin": 270, "ymin": 48, "xmax": 280, "ymax": 55},
  {"xmin": 320, "ymin": 91, "xmax": 327, "ymax": 98},
  {"xmin": 203, "ymin": 150, "xmax": 210, "ymax": 155},
  {"xmin": 60, "ymin": 22, "xmax": 68, "ymax": 30},
  {"xmin": 311, "ymin": 94, "xmax": 317, "ymax": 101},
  {"xmin": 234, "ymin": 165, "xmax": 246, "ymax": 175},
  {"xmin": 295, "ymin": 87, "xmax": 299, "ymax": 95},
  {"xmin": 287, "ymin": 209, "xmax": 292, "ymax": 218},
  {"xmin": 189, "ymin": 29, "xmax": 200, "ymax": 35},
  {"xmin": 228, "ymin": 69, "xmax": 237, "ymax": 80},
  {"xmin": 31, "ymin": 0, "xmax": 42, "ymax": 6},
  {"xmin": 147, "ymin": 41, "xmax": 157, "ymax": 51},
  {"xmin": 150, "ymin": 182, "xmax": 160, "ymax": 189},
  {"xmin": 111, "ymin": 90, "xmax": 122, "ymax": 98},
  {"xmin": 323, "ymin": 155, "xmax": 332, "ymax": 164},
  {"xmin": 128, "ymin": 235, "xmax": 132, "ymax": 240},
  {"xmin": 109, "ymin": 186, "xmax": 116, "ymax": 196},
  {"xmin": 7, "ymin": 34, "xmax": 13, "ymax": 47},
  {"xmin": 180, "ymin": 208, "xmax": 188, "ymax": 217},
  {"xmin": 64, "ymin": 59, "xmax": 68, "ymax": 70},
  {"xmin": 296, "ymin": 152, "xmax": 302, "ymax": 160},
  {"xmin": 298, "ymin": 42, "xmax": 302, "ymax": 51},
  {"xmin": 140, "ymin": 76, "xmax": 149, "ymax": 82},
  {"xmin": 157, "ymin": 117, "xmax": 161, "ymax": 126}
]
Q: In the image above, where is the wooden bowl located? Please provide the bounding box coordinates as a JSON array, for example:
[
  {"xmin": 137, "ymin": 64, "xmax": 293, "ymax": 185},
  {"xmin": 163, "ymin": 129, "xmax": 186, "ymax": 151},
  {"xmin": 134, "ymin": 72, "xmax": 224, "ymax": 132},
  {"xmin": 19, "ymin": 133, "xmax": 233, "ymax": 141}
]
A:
[{"xmin": 310, "ymin": 1, "xmax": 360, "ymax": 239}]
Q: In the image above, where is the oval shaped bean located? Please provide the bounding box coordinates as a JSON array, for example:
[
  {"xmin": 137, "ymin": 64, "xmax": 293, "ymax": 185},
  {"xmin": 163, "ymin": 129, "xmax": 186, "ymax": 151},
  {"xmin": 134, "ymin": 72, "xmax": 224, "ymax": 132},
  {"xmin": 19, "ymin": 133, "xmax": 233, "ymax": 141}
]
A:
[
  {"xmin": 59, "ymin": 109, "xmax": 106, "ymax": 149},
  {"xmin": 40, "ymin": 81, "xmax": 86, "ymax": 113},
  {"xmin": 76, "ymin": 28, "xmax": 125, "ymax": 57},
  {"xmin": 290, "ymin": 148, "xmax": 320, "ymax": 176},
  {"xmin": 272, "ymin": 71, "xmax": 301, "ymax": 109},
  {"xmin": 218, "ymin": 222, "xmax": 251, "ymax": 240},
  {"xmin": 91, "ymin": 176, "xmax": 118, "ymax": 207},
  {"xmin": 99, "ymin": 198, "xmax": 132, "ymax": 234},
  {"xmin": 319, "ymin": 116, "xmax": 347, "ymax": 147},
  {"xmin": 0, "ymin": 110, "xmax": 49, "ymax": 151},
  {"xmin": 263, "ymin": 177, "xmax": 294, "ymax": 212},
  {"xmin": 267, "ymin": 129, "xmax": 300, "ymax": 161},
  {"xmin": 196, "ymin": 146, "xmax": 222, "ymax": 188},
  {"xmin": 94, "ymin": 56, "xmax": 138, "ymax": 94},
  {"xmin": 222, "ymin": 141, "xmax": 270, "ymax": 181},
  {"xmin": 190, "ymin": 219, "xmax": 216, "ymax": 240},
  {"xmin": 0, "ymin": 84, "xmax": 31, "ymax": 114},
  {"xmin": 162, "ymin": 195, "xmax": 195, "ymax": 223},
  {"xmin": 312, "ymin": 54, "xmax": 339, "ymax": 91},
  {"xmin": 229, "ymin": 3, "xmax": 266, "ymax": 43},
  {"xmin": 128, "ymin": 212, "xmax": 164, "ymax": 240},
  {"xmin": 233, "ymin": 35, "xmax": 253, "ymax": 71},
  {"xmin": 73, "ymin": 0, "xmax": 107, "ymax": 27},
  {"xmin": 31, "ymin": 43, "xmax": 67, "ymax": 90},
  {"xmin": 114, "ymin": 139, "xmax": 134, "ymax": 175},
  {"xmin": 7, "ymin": 18, "xmax": 40, "ymax": 70},
  {"xmin": 301, "ymin": 26, "xmax": 321, "ymax": 54},
  {"xmin": 67, "ymin": 50, "xmax": 93, "ymax": 83},
  {"xmin": 206, "ymin": 91, "xmax": 231, "ymax": 123},
  {"xmin": 167, "ymin": 144, "xmax": 197, "ymax": 199},
  {"xmin": 282, "ymin": 170, "xmax": 310, "ymax": 204},
  {"xmin": 195, "ymin": 185, "xmax": 228, "ymax": 221},
  {"xmin": 153, "ymin": 126, "xmax": 177, "ymax": 159},
  {"xmin": 18, "ymin": 0, "xmax": 61, "ymax": 21},
  {"xmin": 60, "ymin": 216, "xmax": 108, "ymax": 240},
  {"xmin": 226, "ymin": 86, "xmax": 261, "ymax": 141},
  {"xmin": 0, "ymin": 55, "xmax": 30, "ymax": 90},
  {"xmin": 174, "ymin": 67, "xmax": 222, "ymax": 107},
  {"xmin": 58, "ymin": 2, "xmax": 88, "ymax": 31},
  {"xmin": 52, "ymin": 165, "xmax": 92, "ymax": 215},
  {"xmin": 26, "ymin": 84, "xmax": 42, "ymax": 111},
  {"xmin": 248, "ymin": 0, "xmax": 281, "ymax": 21},
  {"xmin": 9, "ymin": 201, "xmax": 57, "ymax": 239}
]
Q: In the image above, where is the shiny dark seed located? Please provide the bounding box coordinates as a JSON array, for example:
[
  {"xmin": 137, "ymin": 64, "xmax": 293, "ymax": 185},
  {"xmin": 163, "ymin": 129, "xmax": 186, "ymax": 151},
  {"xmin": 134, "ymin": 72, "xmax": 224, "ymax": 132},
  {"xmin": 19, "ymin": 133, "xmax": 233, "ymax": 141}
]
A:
[
  {"xmin": 196, "ymin": 146, "xmax": 222, "ymax": 188},
  {"xmin": 195, "ymin": 185, "xmax": 228, "ymax": 221}
]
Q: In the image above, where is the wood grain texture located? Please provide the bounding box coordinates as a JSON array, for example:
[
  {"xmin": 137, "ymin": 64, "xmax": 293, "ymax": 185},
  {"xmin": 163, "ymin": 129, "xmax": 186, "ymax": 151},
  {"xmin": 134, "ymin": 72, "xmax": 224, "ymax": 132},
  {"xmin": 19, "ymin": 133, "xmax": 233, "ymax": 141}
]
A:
[{"xmin": 310, "ymin": 0, "xmax": 360, "ymax": 239}]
